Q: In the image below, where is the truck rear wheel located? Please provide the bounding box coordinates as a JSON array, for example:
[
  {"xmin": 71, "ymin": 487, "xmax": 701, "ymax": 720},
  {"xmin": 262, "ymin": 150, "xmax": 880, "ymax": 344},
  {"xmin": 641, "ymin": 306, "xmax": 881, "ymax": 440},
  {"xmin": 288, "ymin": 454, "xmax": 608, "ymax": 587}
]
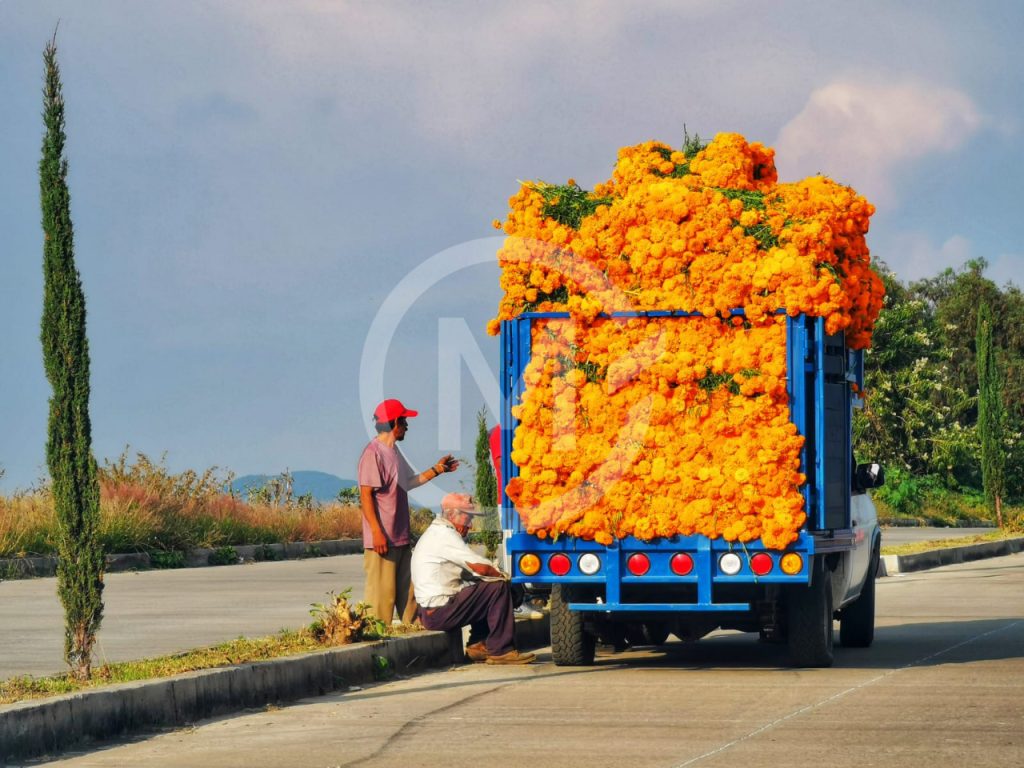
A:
[
  {"xmin": 787, "ymin": 564, "xmax": 834, "ymax": 667},
  {"xmin": 551, "ymin": 585, "xmax": 596, "ymax": 666},
  {"xmin": 839, "ymin": 547, "xmax": 877, "ymax": 648},
  {"xmin": 639, "ymin": 621, "xmax": 670, "ymax": 646},
  {"xmin": 625, "ymin": 621, "xmax": 669, "ymax": 647}
]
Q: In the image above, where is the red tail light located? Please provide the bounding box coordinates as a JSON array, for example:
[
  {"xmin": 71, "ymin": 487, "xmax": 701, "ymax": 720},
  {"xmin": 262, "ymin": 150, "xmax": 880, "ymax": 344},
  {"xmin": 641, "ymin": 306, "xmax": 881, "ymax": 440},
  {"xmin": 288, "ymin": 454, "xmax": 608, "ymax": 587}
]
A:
[
  {"xmin": 548, "ymin": 553, "xmax": 571, "ymax": 576},
  {"xmin": 626, "ymin": 553, "xmax": 650, "ymax": 576},
  {"xmin": 750, "ymin": 552, "xmax": 773, "ymax": 576},
  {"xmin": 670, "ymin": 552, "xmax": 694, "ymax": 576}
]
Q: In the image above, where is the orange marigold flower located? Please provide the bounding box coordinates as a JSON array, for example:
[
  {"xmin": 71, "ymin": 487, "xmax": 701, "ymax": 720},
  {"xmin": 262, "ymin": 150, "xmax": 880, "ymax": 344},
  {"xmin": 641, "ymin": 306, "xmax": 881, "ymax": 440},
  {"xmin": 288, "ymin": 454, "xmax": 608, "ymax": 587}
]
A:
[{"xmin": 492, "ymin": 133, "xmax": 882, "ymax": 549}]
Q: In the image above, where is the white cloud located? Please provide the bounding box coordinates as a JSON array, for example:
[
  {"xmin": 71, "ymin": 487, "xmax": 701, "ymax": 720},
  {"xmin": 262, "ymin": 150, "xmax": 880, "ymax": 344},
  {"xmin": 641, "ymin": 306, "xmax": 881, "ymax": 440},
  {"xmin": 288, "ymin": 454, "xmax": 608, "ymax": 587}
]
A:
[
  {"xmin": 887, "ymin": 232, "xmax": 974, "ymax": 281},
  {"xmin": 882, "ymin": 231, "xmax": 1021, "ymax": 288},
  {"xmin": 775, "ymin": 78, "xmax": 983, "ymax": 204}
]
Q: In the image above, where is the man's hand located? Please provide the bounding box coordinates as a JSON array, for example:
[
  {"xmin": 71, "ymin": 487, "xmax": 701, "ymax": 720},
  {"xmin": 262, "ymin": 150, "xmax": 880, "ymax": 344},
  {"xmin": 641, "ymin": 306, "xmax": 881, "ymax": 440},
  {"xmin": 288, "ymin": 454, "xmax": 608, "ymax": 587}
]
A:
[
  {"xmin": 411, "ymin": 454, "xmax": 461, "ymax": 490},
  {"xmin": 467, "ymin": 561, "xmax": 506, "ymax": 580},
  {"xmin": 360, "ymin": 485, "xmax": 389, "ymax": 555},
  {"xmin": 435, "ymin": 454, "xmax": 459, "ymax": 475},
  {"xmin": 371, "ymin": 527, "xmax": 389, "ymax": 556}
]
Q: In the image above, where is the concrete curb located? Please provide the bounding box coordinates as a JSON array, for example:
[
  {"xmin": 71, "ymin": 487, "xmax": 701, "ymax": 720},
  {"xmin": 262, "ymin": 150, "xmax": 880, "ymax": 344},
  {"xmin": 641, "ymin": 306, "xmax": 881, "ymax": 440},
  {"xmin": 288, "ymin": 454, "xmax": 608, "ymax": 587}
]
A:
[
  {"xmin": 0, "ymin": 615, "xmax": 550, "ymax": 765},
  {"xmin": 879, "ymin": 536, "xmax": 1024, "ymax": 576},
  {"xmin": 0, "ymin": 538, "xmax": 363, "ymax": 579}
]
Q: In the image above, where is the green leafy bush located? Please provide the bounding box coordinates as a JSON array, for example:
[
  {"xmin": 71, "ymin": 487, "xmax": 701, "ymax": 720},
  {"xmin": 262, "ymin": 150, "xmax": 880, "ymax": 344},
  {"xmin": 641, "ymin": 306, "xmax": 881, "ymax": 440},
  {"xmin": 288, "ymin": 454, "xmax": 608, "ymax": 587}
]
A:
[
  {"xmin": 148, "ymin": 550, "xmax": 185, "ymax": 569},
  {"xmin": 873, "ymin": 467, "xmax": 930, "ymax": 518},
  {"xmin": 254, "ymin": 544, "xmax": 282, "ymax": 562},
  {"xmin": 208, "ymin": 546, "xmax": 239, "ymax": 566}
]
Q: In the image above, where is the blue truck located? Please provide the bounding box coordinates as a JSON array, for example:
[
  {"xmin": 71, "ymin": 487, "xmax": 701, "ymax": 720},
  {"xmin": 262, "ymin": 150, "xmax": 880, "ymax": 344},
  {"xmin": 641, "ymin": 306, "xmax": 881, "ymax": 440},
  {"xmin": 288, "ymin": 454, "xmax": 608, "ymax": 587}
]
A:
[{"xmin": 499, "ymin": 310, "xmax": 883, "ymax": 667}]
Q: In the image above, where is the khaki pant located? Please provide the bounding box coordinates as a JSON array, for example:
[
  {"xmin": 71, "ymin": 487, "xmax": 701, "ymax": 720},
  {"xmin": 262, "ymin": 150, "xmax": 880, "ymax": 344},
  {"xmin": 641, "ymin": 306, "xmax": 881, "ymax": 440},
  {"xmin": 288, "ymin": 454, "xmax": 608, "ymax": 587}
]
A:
[{"xmin": 363, "ymin": 545, "xmax": 418, "ymax": 624}]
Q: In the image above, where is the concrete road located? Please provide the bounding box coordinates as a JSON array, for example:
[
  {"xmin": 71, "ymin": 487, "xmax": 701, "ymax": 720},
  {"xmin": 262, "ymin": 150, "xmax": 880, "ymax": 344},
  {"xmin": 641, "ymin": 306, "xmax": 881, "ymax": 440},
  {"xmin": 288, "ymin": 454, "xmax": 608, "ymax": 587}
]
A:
[
  {"xmin": 0, "ymin": 528, "xmax": 999, "ymax": 679},
  {"xmin": 0, "ymin": 555, "xmax": 367, "ymax": 679},
  {"xmin": 41, "ymin": 551, "xmax": 1024, "ymax": 768}
]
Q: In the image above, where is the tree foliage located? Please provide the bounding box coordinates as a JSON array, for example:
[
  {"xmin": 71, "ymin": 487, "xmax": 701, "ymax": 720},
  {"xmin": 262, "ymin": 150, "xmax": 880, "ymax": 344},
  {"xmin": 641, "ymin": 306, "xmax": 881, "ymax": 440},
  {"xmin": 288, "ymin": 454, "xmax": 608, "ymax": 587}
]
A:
[
  {"xmin": 40, "ymin": 35, "xmax": 105, "ymax": 680},
  {"xmin": 473, "ymin": 408, "xmax": 500, "ymax": 558},
  {"xmin": 976, "ymin": 302, "xmax": 1006, "ymax": 524},
  {"xmin": 855, "ymin": 259, "xmax": 1022, "ymax": 513},
  {"xmin": 474, "ymin": 409, "xmax": 497, "ymax": 508}
]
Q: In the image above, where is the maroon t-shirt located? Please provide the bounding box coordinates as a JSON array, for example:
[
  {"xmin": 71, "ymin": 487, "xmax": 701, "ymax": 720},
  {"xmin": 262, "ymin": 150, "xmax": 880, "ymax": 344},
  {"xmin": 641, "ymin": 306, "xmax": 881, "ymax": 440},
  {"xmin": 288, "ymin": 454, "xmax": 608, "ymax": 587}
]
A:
[{"xmin": 357, "ymin": 439, "xmax": 412, "ymax": 548}]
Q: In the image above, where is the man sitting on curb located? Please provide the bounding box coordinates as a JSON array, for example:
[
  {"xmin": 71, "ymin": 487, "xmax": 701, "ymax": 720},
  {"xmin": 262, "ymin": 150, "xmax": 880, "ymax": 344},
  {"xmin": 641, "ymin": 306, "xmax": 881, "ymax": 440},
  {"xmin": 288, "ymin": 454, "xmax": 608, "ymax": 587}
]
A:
[{"xmin": 411, "ymin": 493, "xmax": 536, "ymax": 665}]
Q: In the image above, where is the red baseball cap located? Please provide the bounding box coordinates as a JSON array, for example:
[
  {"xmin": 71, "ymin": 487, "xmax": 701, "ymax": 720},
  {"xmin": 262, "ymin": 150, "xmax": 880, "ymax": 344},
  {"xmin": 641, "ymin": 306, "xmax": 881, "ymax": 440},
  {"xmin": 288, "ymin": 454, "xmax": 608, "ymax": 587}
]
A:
[{"xmin": 373, "ymin": 399, "xmax": 419, "ymax": 423}]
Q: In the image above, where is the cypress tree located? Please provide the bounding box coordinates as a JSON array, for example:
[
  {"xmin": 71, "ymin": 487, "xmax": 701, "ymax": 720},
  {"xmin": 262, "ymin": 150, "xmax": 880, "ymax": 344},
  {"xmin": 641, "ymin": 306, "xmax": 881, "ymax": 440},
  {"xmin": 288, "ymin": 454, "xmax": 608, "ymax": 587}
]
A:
[
  {"xmin": 474, "ymin": 409, "xmax": 500, "ymax": 558},
  {"xmin": 474, "ymin": 409, "xmax": 497, "ymax": 508},
  {"xmin": 976, "ymin": 302, "xmax": 1006, "ymax": 528},
  {"xmin": 40, "ymin": 35, "xmax": 105, "ymax": 680}
]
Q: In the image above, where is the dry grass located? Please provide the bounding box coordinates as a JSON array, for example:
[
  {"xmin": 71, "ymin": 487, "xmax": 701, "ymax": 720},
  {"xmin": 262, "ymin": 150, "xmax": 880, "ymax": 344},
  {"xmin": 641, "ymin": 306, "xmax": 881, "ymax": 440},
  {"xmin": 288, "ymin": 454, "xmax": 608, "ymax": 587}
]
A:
[
  {"xmin": 0, "ymin": 452, "xmax": 362, "ymax": 558},
  {"xmin": 0, "ymin": 491, "xmax": 54, "ymax": 556}
]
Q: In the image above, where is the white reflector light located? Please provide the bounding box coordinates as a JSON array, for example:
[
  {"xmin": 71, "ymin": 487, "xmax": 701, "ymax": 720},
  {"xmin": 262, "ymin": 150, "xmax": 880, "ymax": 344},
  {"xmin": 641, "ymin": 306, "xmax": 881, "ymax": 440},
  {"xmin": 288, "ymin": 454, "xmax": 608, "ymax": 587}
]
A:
[
  {"xmin": 578, "ymin": 553, "xmax": 601, "ymax": 575},
  {"xmin": 719, "ymin": 552, "xmax": 742, "ymax": 575}
]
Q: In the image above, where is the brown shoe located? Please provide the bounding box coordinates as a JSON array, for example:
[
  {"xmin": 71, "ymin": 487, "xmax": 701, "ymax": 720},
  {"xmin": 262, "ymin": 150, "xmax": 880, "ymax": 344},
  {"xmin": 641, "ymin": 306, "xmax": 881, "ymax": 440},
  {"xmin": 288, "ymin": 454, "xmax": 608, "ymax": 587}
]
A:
[
  {"xmin": 485, "ymin": 649, "xmax": 536, "ymax": 665},
  {"xmin": 465, "ymin": 641, "xmax": 488, "ymax": 662}
]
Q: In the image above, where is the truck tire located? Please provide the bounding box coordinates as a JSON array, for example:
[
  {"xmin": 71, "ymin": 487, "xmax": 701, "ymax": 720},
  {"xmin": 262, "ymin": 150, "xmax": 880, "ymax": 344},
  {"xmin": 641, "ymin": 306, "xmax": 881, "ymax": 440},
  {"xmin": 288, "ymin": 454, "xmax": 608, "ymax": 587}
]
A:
[
  {"xmin": 640, "ymin": 621, "xmax": 671, "ymax": 646},
  {"xmin": 787, "ymin": 564, "xmax": 834, "ymax": 667},
  {"xmin": 551, "ymin": 585, "xmax": 596, "ymax": 666},
  {"xmin": 625, "ymin": 621, "xmax": 669, "ymax": 647},
  {"xmin": 839, "ymin": 547, "xmax": 877, "ymax": 648}
]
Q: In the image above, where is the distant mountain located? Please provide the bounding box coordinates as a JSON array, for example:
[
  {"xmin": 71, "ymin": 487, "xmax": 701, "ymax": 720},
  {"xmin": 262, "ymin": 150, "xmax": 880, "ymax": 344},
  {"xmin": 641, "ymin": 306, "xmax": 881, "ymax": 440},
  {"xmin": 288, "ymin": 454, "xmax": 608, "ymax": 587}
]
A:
[{"xmin": 231, "ymin": 470, "xmax": 355, "ymax": 502}]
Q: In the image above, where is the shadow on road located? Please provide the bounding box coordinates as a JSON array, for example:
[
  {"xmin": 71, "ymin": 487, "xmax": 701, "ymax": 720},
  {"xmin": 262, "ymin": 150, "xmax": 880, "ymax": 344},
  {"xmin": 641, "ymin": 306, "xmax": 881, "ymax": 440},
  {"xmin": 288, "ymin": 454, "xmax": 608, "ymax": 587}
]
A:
[
  {"xmin": 302, "ymin": 615, "xmax": 1023, "ymax": 710},
  {"xmin": 587, "ymin": 616, "xmax": 1023, "ymax": 671}
]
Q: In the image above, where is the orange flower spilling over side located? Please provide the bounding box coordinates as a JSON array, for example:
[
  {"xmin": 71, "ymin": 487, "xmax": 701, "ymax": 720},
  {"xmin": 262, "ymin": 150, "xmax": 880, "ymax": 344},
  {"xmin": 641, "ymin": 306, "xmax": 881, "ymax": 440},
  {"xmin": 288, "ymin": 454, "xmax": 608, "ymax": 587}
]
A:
[{"xmin": 491, "ymin": 133, "xmax": 884, "ymax": 549}]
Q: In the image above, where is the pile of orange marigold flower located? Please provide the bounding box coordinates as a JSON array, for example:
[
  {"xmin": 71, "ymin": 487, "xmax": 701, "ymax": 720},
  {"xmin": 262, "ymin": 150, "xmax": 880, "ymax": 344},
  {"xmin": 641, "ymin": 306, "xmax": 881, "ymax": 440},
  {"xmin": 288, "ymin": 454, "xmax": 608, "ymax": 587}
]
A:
[{"xmin": 489, "ymin": 133, "xmax": 884, "ymax": 549}]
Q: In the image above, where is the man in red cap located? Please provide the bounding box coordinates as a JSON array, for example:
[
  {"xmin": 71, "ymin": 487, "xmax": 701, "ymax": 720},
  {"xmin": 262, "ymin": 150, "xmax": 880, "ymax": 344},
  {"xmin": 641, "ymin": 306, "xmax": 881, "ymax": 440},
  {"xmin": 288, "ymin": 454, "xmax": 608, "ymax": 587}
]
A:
[{"xmin": 358, "ymin": 398, "xmax": 458, "ymax": 625}]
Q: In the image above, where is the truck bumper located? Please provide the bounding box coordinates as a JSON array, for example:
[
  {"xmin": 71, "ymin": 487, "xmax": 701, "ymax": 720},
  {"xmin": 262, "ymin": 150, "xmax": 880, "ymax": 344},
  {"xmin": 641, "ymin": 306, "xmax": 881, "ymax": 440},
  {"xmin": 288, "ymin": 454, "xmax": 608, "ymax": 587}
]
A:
[{"xmin": 506, "ymin": 531, "xmax": 844, "ymax": 613}]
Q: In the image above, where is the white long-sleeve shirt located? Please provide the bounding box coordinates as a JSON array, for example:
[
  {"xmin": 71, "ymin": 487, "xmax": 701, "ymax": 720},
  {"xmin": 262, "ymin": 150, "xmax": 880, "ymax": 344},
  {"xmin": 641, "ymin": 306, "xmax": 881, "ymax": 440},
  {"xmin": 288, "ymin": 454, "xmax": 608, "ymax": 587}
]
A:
[{"xmin": 411, "ymin": 518, "xmax": 493, "ymax": 608}]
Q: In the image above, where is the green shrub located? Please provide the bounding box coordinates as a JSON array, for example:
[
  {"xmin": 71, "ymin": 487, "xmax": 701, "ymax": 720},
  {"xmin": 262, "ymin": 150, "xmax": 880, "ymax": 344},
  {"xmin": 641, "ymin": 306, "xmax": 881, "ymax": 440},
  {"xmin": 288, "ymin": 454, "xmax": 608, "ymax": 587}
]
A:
[
  {"xmin": 255, "ymin": 544, "xmax": 282, "ymax": 562},
  {"xmin": 208, "ymin": 546, "xmax": 239, "ymax": 566},
  {"xmin": 874, "ymin": 467, "xmax": 930, "ymax": 518},
  {"xmin": 372, "ymin": 654, "xmax": 395, "ymax": 681},
  {"xmin": 875, "ymin": 468, "xmax": 996, "ymax": 526},
  {"xmin": 148, "ymin": 550, "xmax": 185, "ymax": 569},
  {"xmin": 918, "ymin": 488, "xmax": 988, "ymax": 526}
]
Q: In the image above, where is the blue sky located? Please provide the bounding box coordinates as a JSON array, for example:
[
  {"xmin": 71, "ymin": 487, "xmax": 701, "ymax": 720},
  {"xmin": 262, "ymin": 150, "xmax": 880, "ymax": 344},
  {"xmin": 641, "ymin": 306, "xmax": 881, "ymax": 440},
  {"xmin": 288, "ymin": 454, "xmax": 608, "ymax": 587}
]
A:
[{"xmin": 1, "ymin": 1, "xmax": 1021, "ymax": 503}]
